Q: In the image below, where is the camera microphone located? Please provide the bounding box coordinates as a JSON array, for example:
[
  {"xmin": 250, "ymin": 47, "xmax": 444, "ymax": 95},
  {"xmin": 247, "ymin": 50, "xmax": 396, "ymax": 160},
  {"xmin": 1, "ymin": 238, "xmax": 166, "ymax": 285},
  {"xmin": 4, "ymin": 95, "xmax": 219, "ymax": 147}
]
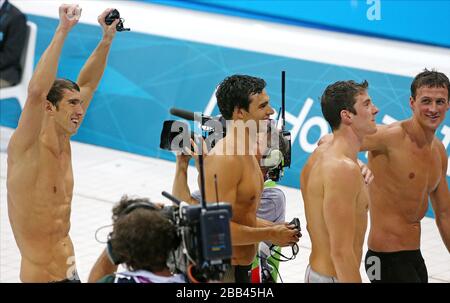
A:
[
  {"xmin": 170, "ymin": 107, "xmax": 212, "ymax": 124},
  {"xmin": 162, "ymin": 191, "xmax": 181, "ymax": 206}
]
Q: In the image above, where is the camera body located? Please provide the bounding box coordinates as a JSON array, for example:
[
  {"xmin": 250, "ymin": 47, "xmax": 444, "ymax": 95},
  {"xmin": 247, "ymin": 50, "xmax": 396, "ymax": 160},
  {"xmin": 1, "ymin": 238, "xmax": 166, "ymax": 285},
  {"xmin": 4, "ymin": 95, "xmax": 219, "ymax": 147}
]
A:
[
  {"xmin": 160, "ymin": 114, "xmax": 291, "ymax": 182},
  {"xmin": 162, "ymin": 202, "xmax": 232, "ymax": 281},
  {"xmin": 160, "ymin": 120, "xmax": 197, "ymax": 152},
  {"xmin": 104, "ymin": 9, "xmax": 130, "ymax": 31},
  {"xmin": 160, "ymin": 116, "xmax": 226, "ymax": 153}
]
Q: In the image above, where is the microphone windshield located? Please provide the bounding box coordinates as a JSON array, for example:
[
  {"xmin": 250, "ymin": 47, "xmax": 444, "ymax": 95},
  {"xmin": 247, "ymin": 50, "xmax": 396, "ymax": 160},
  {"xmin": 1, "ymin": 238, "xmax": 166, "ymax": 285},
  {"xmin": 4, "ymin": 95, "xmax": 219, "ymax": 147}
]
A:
[{"xmin": 170, "ymin": 108, "xmax": 196, "ymax": 121}]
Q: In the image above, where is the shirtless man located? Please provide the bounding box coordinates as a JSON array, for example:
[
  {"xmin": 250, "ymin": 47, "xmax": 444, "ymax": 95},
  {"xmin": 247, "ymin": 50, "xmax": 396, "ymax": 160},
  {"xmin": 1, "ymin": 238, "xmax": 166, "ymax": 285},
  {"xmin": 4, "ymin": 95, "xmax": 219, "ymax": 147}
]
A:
[
  {"xmin": 7, "ymin": 4, "xmax": 118, "ymax": 282},
  {"xmin": 319, "ymin": 71, "xmax": 450, "ymax": 282},
  {"xmin": 173, "ymin": 128, "xmax": 292, "ymax": 283},
  {"xmin": 203, "ymin": 75, "xmax": 300, "ymax": 283},
  {"xmin": 361, "ymin": 70, "xmax": 450, "ymax": 283},
  {"xmin": 301, "ymin": 80, "xmax": 379, "ymax": 282}
]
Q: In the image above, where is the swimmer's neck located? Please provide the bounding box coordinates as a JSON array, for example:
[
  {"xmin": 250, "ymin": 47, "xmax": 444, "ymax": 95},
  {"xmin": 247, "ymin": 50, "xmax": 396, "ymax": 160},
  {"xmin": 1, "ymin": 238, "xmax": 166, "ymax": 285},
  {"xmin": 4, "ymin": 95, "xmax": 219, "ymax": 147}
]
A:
[
  {"xmin": 40, "ymin": 116, "xmax": 72, "ymax": 154},
  {"xmin": 331, "ymin": 128, "xmax": 362, "ymax": 161},
  {"xmin": 405, "ymin": 118, "xmax": 436, "ymax": 146},
  {"xmin": 225, "ymin": 127, "xmax": 258, "ymax": 155}
]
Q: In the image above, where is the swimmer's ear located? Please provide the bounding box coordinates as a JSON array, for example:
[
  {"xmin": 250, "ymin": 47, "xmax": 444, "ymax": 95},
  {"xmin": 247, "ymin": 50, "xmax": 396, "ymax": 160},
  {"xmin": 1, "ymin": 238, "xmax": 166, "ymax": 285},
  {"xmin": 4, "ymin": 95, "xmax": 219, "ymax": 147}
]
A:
[
  {"xmin": 340, "ymin": 109, "xmax": 352, "ymax": 126},
  {"xmin": 409, "ymin": 96, "xmax": 415, "ymax": 112},
  {"xmin": 45, "ymin": 100, "xmax": 57, "ymax": 114},
  {"xmin": 234, "ymin": 106, "xmax": 245, "ymax": 120}
]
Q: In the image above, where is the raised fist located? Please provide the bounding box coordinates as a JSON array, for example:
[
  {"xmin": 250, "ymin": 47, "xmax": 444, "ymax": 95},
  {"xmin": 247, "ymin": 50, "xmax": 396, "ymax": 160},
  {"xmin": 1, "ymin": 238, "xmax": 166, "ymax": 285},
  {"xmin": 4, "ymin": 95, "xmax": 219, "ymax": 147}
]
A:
[
  {"xmin": 58, "ymin": 4, "xmax": 81, "ymax": 31},
  {"xmin": 97, "ymin": 8, "xmax": 119, "ymax": 40}
]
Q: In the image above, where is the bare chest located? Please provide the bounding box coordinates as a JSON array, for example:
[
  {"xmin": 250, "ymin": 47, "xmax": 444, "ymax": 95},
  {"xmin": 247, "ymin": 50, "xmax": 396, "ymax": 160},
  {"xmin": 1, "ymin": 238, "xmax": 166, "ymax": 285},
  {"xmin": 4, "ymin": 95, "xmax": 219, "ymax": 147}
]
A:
[
  {"xmin": 388, "ymin": 142, "xmax": 441, "ymax": 193},
  {"xmin": 34, "ymin": 142, "xmax": 74, "ymax": 201}
]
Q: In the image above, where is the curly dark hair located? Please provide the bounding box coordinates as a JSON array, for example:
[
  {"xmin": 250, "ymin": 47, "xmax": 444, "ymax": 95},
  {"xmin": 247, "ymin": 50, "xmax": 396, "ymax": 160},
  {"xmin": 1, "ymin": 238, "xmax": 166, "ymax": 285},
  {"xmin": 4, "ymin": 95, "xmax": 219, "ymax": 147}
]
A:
[
  {"xmin": 320, "ymin": 80, "xmax": 368, "ymax": 131},
  {"xmin": 46, "ymin": 78, "xmax": 80, "ymax": 108},
  {"xmin": 110, "ymin": 196, "xmax": 178, "ymax": 272},
  {"xmin": 215, "ymin": 74, "xmax": 266, "ymax": 119},
  {"xmin": 411, "ymin": 69, "xmax": 450, "ymax": 100}
]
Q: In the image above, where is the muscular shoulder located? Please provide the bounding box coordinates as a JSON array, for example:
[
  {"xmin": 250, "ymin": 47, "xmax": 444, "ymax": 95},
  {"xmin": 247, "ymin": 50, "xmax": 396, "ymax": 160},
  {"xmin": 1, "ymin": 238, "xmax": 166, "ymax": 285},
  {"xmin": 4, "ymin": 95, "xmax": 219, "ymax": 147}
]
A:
[
  {"xmin": 376, "ymin": 121, "xmax": 405, "ymax": 141},
  {"xmin": 362, "ymin": 121, "xmax": 404, "ymax": 152},
  {"xmin": 301, "ymin": 145, "xmax": 329, "ymax": 187},
  {"xmin": 432, "ymin": 138, "xmax": 448, "ymax": 166},
  {"xmin": 432, "ymin": 136, "xmax": 446, "ymax": 152},
  {"xmin": 204, "ymin": 154, "xmax": 244, "ymax": 179},
  {"xmin": 7, "ymin": 130, "xmax": 34, "ymax": 158},
  {"xmin": 323, "ymin": 158, "xmax": 361, "ymax": 183},
  {"xmin": 205, "ymin": 154, "xmax": 243, "ymax": 166},
  {"xmin": 322, "ymin": 158, "xmax": 363, "ymax": 203},
  {"xmin": 327, "ymin": 157, "xmax": 360, "ymax": 171}
]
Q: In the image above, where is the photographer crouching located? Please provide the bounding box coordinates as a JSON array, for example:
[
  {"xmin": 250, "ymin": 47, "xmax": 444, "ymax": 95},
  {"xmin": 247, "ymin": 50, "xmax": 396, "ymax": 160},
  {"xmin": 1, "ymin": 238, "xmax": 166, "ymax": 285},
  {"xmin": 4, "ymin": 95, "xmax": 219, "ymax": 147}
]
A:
[{"xmin": 89, "ymin": 196, "xmax": 186, "ymax": 283}]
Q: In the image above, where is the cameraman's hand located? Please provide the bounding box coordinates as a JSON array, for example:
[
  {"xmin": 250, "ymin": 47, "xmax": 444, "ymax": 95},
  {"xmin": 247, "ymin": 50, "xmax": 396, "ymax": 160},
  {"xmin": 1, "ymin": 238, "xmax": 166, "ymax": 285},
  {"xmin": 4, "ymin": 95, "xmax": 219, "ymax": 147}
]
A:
[
  {"xmin": 153, "ymin": 202, "xmax": 165, "ymax": 209},
  {"xmin": 181, "ymin": 138, "xmax": 208, "ymax": 173},
  {"xmin": 98, "ymin": 8, "xmax": 119, "ymax": 40},
  {"xmin": 176, "ymin": 150, "xmax": 191, "ymax": 164},
  {"xmin": 58, "ymin": 4, "xmax": 81, "ymax": 32},
  {"xmin": 269, "ymin": 223, "xmax": 301, "ymax": 247}
]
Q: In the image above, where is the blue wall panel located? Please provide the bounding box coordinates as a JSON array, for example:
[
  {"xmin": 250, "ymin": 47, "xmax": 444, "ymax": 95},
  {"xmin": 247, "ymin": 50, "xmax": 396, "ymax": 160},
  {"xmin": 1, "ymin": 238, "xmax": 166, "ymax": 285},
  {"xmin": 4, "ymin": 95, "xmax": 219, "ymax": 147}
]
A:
[{"xmin": 1, "ymin": 15, "xmax": 448, "ymax": 218}]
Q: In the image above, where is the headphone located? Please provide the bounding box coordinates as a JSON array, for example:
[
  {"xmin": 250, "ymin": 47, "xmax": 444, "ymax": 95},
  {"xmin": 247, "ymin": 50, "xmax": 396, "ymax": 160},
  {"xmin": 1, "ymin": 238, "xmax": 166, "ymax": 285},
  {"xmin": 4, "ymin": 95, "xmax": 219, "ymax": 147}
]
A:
[
  {"xmin": 106, "ymin": 201, "xmax": 179, "ymax": 265},
  {"xmin": 260, "ymin": 148, "xmax": 284, "ymax": 168},
  {"xmin": 259, "ymin": 128, "xmax": 291, "ymax": 182},
  {"xmin": 260, "ymin": 148, "xmax": 285, "ymax": 182}
]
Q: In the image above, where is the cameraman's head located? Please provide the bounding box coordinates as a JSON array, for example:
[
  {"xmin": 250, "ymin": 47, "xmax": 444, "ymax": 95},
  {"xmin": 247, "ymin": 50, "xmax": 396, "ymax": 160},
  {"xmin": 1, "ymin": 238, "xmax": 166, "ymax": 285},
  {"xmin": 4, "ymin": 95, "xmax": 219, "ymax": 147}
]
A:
[
  {"xmin": 216, "ymin": 75, "xmax": 274, "ymax": 129},
  {"xmin": 108, "ymin": 196, "xmax": 178, "ymax": 273}
]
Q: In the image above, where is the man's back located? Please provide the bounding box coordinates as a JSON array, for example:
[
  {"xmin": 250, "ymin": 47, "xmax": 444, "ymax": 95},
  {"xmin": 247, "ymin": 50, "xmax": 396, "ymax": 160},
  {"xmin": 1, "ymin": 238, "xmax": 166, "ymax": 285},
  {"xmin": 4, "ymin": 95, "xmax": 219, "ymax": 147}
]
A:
[
  {"xmin": 301, "ymin": 143, "xmax": 368, "ymax": 278},
  {"xmin": 7, "ymin": 116, "xmax": 75, "ymax": 282},
  {"xmin": 366, "ymin": 120, "xmax": 446, "ymax": 252}
]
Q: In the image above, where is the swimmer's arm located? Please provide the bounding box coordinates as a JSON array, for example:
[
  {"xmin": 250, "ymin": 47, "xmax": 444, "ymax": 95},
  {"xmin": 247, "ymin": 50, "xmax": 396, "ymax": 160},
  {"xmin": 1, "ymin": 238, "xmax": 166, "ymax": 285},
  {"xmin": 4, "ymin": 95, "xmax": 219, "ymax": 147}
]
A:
[
  {"xmin": 256, "ymin": 218, "xmax": 274, "ymax": 227},
  {"xmin": 360, "ymin": 124, "xmax": 391, "ymax": 152},
  {"xmin": 204, "ymin": 157, "xmax": 297, "ymax": 246},
  {"xmin": 26, "ymin": 5, "xmax": 77, "ymax": 102},
  {"xmin": 77, "ymin": 9, "xmax": 118, "ymax": 111},
  {"xmin": 172, "ymin": 155, "xmax": 199, "ymax": 205},
  {"xmin": 430, "ymin": 145, "xmax": 450, "ymax": 252},
  {"xmin": 13, "ymin": 8, "xmax": 75, "ymax": 148},
  {"xmin": 88, "ymin": 248, "xmax": 118, "ymax": 283},
  {"xmin": 323, "ymin": 161, "xmax": 362, "ymax": 283},
  {"xmin": 318, "ymin": 125, "xmax": 390, "ymax": 152}
]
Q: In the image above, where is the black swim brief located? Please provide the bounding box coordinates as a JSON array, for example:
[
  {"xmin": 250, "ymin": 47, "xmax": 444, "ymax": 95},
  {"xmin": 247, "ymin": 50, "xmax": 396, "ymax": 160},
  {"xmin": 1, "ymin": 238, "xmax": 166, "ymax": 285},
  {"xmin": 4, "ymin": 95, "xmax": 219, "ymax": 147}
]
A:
[{"xmin": 365, "ymin": 249, "xmax": 428, "ymax": 283}]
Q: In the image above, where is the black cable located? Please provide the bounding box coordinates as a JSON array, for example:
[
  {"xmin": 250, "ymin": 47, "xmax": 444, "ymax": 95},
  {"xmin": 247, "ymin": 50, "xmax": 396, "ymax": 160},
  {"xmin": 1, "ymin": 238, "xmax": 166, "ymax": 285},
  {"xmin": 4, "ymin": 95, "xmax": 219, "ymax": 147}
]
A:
[
  {"xmin": 94, "ymin": 224, "xmax": 113, "ymax": 244},
  {"xmin": 268, "ymin": 243, "xmax": 299, "ymax": 262},
  {"xmin": 255, "ymin": 253, "xmax": 284, "ymax": 283}
]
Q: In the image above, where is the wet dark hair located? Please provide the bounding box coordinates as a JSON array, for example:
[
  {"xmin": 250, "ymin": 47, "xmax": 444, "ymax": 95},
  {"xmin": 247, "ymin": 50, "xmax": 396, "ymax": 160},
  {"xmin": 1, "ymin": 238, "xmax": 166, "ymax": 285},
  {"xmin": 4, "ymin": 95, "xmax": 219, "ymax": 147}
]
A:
[
  {"xmin": 411, "ymin": 69, "xmax": 450, "ymax": 100},
  {"xmin": 110, "ymin": 196, "xmax": 178, "ymax": 272},
  {"xmin": 215, "ymin": 74, "xmax": 266, "ymax": 119},
  {"xmin": 321, "ymin": 80, "xmax": 368, "ymax": 131},
  {"xmin": 46, "ymin": 78, "xmax": 80, "ymax": 108}
]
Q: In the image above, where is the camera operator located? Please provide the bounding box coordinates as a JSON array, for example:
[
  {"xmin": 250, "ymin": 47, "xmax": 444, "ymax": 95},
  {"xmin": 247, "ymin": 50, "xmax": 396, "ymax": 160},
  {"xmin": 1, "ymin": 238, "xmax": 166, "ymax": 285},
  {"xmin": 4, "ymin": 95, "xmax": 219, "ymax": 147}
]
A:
[
  {"xmin": 172, "ymin": 127, "xmax": 293, "ymax": 283},
  {"xmin": 172, "ymin": 75, "xmax": 300, "ymax": 283},
  {"xmin": 90, "ymin": 196, "xmax": 186, "ymax": 283}
]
